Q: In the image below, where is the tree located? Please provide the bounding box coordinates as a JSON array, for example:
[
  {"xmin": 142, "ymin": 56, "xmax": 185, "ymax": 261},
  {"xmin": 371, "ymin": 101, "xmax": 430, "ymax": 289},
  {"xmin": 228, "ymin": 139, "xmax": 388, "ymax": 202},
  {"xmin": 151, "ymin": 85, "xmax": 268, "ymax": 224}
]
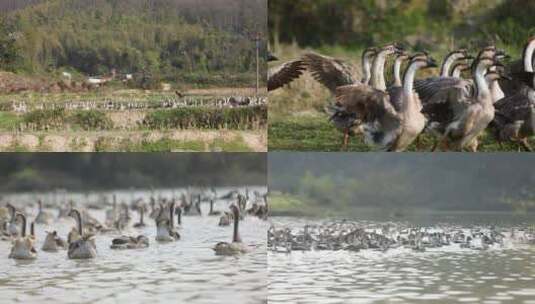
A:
[{"xmin": 0, "ymin": 17, "xmax": 20, "ymax": 71}]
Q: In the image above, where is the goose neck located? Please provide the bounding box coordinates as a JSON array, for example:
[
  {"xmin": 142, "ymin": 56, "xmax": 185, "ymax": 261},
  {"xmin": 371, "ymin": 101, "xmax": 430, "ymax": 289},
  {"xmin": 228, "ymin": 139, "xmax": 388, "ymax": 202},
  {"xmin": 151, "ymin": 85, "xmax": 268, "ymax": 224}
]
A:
[
  {"xmin": 371, "ymin": 51, "xmax": 388, "ymax": 90},
  {"xmin": 524, "ymin": 40, "xmax": 535, "ymax": 72}
]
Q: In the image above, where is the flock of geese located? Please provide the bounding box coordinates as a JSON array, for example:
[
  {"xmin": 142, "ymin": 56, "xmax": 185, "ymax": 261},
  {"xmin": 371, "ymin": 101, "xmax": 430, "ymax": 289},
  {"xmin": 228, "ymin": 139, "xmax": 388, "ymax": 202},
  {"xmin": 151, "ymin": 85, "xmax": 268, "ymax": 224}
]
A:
[
  {"xmin": 269, "ymin": 220, "xmax": 535, "ymax": 253},
  {"xmin": 9, "ymin": 96, "xmax": 265, "ymax": 113},
  {"xmin": 0, "ymin": 189, "xmax": 268, "ymax": 260},
  {"xmin": 268, "ymin": 37, "xmax": 535, "ymax": 151}
]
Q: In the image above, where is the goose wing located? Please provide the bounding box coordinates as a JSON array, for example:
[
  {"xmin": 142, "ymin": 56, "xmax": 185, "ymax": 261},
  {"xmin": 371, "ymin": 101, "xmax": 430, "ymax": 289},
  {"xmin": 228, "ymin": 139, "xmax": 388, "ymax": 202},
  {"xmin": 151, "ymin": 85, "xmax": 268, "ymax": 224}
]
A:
[
  {"xmin": 495, "ymin": 92, "xmax": 535, "ymax": 122},
  {"xmin": 500, "ymin": 60, "xmax": 531, "ymax": 95},
  {"xmin": 268, "ymin": 60, "xmax": 306, "ymax": 91},
  {"xmin": 303, "ymin": 52, "xmax": 358, "ymax": 94},
  {"xmin": 335, "ymin": 84, "xmax": 398, "ymax": 124},
  {"xmin": 415, "ymin": 77, "xmax": 469, "ymax": 104},
  {"xmin": 422, "ymin": 79, "xmax": 474, "ymax": 124}
]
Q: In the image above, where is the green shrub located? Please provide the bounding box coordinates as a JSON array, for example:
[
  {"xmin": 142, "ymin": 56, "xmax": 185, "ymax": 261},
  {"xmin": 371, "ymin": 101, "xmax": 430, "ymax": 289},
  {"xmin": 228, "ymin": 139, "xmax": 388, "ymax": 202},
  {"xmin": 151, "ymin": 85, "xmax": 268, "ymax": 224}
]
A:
[
  {"xmin": 70, "ymin": 110, "xmax": 112, "ymax": 130},
  {"xmin": 23, "ymin": 108, "xmax": 65, "ymax": 130},
  {"xmin": 143, "ymin": 105, "xmax": 267, "ymax": 130}
]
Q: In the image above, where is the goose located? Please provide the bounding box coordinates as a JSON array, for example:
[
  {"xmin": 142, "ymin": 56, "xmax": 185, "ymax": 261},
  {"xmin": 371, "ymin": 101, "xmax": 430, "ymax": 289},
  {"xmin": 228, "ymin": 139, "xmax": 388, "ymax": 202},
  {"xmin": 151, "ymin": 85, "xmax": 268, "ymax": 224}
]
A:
[
  {"xmin": 155, "ymin": 202, "xmax": 180, "ymax": 242},
  {"xmin": 491, "ymin": 38, "xmax": 535, "ymax": 151},
  {"xmin": 133, "ymin": 205, "xmax": 146, "ymax": 228},
  {"xmin": 184, "ymin": 195, "xmax": 202, "ymax": 216},
  {"xmin": 432, "ymin": 57, "xmax": 502, "ymax": 152},
  {"xmin": 334, "ymin": 52, "xmax": 437, "ymax": 151},
  {"xmin": 34, "ymin": 200, "xmax": 52, "ymax": 224},
  {"xmin": 110, "ymin": 235, "xmax": 149, "ymax": 250},
  {"xmin": 42, "ymin": 230, "xmax": 67, "ymax": 252},
  {"xmin": 218, "ymin": 212, "xmax": 232, "ymax": 226},
  {"xmin": 208, "ymin": 199, "xmax": 221, "ymax": 216},
  {"xmin": 499, "ymin": 36, "xmax": 535, "ymax": 96},
  {"xmin": 302, "ymin": 47, "xmax": 377, "ymax": 94},
  {"xmin": 67, "ymin": 209, "xmax": 97, "ymax": 259},
  {"xmin": 414, "ymin": 48, "xmax": 472, "ymax": 100},
  {"xmin": 213, "ymin": 205, "xmax": 248, "ymax": 255},
  {"xmin": 450, "ymin": 62, "xmax": 471, "ymax": 79},
  {"xmin": 267, "ymin": 53, "xmax": 306, "ymax": 91},
  {"xmin": 8, "ymin": 213, "xmax": 37, "ymax": 260},
  {"xmin": 6, "ymin": 203, "xmax": 19, "ymax": 237},
  {"xmin": 304, "ymin": 44, "xmax": 403, "ymax": 149},
  {"xmin": 429, "ymin": 56, "xmax": 502, "ymax": 151}
]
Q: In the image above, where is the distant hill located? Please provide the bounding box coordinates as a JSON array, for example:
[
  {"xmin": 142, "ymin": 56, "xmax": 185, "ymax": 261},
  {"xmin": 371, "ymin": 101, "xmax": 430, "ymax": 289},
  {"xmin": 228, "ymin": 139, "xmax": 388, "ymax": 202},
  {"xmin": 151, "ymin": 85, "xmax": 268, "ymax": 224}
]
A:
[{"xmin": 1, "ymin": 0, "xmax": 267, "ymax": 87}]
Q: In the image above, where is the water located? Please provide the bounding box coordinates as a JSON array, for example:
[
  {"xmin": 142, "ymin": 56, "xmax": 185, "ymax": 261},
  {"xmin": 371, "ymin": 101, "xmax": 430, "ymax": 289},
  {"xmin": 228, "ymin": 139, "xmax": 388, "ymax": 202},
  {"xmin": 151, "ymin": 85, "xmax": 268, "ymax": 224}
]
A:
[
  {"xmin": 269, "ymin": 216, "xmax": 535, "ymax": 304},
  {"xmin": 0, "ymin": 188, "xmax": 267, "ymax": 304}
]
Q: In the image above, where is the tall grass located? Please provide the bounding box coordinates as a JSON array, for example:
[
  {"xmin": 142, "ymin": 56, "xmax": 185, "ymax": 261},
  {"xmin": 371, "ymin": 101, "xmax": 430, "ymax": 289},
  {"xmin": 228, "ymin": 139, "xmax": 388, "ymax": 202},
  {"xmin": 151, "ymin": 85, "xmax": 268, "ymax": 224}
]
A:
[{"xmin": 143, "ymin": 106, "xmax": 267, "ymax": 130}]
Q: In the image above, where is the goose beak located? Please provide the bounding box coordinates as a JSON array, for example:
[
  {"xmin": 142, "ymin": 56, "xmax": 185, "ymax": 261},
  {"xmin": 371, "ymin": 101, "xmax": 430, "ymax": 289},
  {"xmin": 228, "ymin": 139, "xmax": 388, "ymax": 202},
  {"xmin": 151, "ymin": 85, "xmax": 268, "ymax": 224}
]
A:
[
  {"xmin": 502, "ymin": 75, "xmax": 513, "ymax": 81},
  {"xmin": 427, "ymin": 58, "xmax": 438, "ymax": 68},
  {"xmin": 463, "ymin": 55, "xmax": 475, "ymax": 61},
  {"xmin": 267, "ymin": 53, "xmax": 279, "ymax": 62}
]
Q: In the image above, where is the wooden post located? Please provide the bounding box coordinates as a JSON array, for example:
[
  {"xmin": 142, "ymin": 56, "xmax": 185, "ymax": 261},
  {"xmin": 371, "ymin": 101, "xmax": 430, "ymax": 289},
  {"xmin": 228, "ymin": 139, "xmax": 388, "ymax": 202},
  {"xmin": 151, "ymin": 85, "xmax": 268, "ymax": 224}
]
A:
[{"xmin": 255, "ymin": 32, "xmax": 260, "ymax": 98}]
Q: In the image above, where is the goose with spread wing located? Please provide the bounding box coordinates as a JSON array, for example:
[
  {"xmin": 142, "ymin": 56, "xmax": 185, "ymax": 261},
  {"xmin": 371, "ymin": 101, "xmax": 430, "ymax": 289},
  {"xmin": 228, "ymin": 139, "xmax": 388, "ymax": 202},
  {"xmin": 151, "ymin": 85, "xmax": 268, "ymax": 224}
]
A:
[
  {"xmin": 334, "ymin": 52, "xmax": 437, "ymax": 151},
  {"xmin": 267, "ymin": 53, "xmax": 306, "ymax": 91}
]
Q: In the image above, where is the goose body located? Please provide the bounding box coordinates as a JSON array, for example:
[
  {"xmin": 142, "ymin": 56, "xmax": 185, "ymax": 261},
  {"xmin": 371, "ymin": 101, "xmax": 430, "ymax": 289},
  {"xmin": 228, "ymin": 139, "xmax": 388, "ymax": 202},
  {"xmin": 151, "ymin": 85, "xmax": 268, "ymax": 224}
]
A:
[
  {"xmin": 335, "ymin": 53, "xmax": 437, "ymax": 151},
  {"xmin": 155, "ymin": 202, "xmax": 180, "ymax": 242},
  {"xmin": 67, "ymin": 209, "xmax": 97, "ymax": 259},
  {"xmin": 42, "ymin": 231, "xmax": 67, "ymax": 252},
  {"xmin": 438, "ymin": 57, "xmax": 500, "ymax": 150},
  {"xmin": 214, "ymin": 205, "xmax": 248, "ymax": 256},
  {"xmin": 34, "ymin": 200, "xmax": 52, "ymax": 224},
  {"xmin": 304, "ymin": 45, "xmax": 403, "ymax": 149},
  {"xmin": 491, "ymin": 38, "xmax": 535, "ymax": 151},
  {"xmin": 8, "ymin": 213, "xmax": 37, "ymax": 260},
  {"xmin": 110, "ymin": 235, "xmax": 149, "ymax": 250}
]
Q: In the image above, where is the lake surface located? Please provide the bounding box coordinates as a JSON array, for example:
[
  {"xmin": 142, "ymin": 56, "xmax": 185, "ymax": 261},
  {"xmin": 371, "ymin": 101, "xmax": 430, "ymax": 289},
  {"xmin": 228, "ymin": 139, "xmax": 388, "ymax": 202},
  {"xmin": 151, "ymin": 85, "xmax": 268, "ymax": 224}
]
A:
[
  {"xmin": 0, "ymin": 188, "xmax": 267, "ymax": 304},
  {"xmin": 269, "ymin": 216, "xmax": 535, "ymax": 304}
]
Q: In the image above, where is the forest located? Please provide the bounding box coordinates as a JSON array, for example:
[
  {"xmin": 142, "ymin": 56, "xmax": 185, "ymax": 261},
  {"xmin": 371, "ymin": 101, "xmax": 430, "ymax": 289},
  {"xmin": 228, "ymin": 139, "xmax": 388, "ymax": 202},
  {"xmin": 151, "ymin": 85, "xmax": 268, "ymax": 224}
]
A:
[
  {"xmin": 269, "ymin": 0, "xmax": 533, "ymax": 54},
  {"xmin": 269, "ymin": 153, "xmax": 535, "ymax": 215},
  {"xmin": 0, "ymin": 0, "xmax": 267, "ymax": 87},
  {"xmin": 0, "ymin": 153, "xmax": 267, "ymax": 191}
]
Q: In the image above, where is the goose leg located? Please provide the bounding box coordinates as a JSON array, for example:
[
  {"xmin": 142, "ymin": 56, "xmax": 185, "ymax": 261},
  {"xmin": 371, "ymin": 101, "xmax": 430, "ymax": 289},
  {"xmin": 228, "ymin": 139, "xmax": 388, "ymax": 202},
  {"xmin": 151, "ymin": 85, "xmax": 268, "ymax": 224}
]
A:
[
  {"xmin": 468, "ymin": 139, "xmax": 478, "ymax": 152},
  {"xmin": 438, "ymin": 137, "xmax": 449, "ymax": 152},
  {"xmin": 520, "ymin": 138, "xmax": 533, "ymax": 152},
  {"xmin": 342, "ymin": 129, "xmax": 350, "ymax": 151},
  {"xmin": 415, "ymin": 135, "xmax": 422, "ymax": 151},
  {"xmin": 431, "ymin": 138, "xmax": 439, "ymax": 152}
]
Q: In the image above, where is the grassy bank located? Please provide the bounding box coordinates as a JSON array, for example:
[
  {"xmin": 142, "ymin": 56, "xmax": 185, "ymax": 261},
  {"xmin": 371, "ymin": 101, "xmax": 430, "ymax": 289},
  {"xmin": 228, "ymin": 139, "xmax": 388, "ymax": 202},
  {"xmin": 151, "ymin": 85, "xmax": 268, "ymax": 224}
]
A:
[
  {"xmin": 269, "ymin": 115, "xmax": 527, "ymax": 152},
  {"xmin": 0, "ymin": 130, "xmax": 265, "ymax": 152}
]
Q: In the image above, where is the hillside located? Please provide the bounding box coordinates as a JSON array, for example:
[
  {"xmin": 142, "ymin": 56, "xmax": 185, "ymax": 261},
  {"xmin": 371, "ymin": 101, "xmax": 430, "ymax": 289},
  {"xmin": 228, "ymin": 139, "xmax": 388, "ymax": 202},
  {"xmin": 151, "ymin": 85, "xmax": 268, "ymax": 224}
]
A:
[
  {"xmin": 1, "ymin": 0, "xmax": 267, "ymax": 88},
  {"xmin": 268, "ymin": 154, "xmax": 535, "ymax": 214}
]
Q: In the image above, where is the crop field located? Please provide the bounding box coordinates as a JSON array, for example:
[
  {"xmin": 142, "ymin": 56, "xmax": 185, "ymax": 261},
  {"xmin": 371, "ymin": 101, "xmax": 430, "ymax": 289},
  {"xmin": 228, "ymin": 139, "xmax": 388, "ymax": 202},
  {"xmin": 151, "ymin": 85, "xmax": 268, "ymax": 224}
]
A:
[{"xmin": 0, "ymin": 88, "xmax": 267, "ymax": 152}]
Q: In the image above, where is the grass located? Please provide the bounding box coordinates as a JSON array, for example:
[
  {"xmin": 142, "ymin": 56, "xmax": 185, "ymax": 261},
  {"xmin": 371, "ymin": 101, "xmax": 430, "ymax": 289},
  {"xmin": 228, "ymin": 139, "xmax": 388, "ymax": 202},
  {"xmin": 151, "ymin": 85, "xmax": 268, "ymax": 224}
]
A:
[
  {"xmin": 0, "ymin": 112, "xmax": 22, "ymax": 130},
  {"xmin": 110, "ymin": 137, "xmax": 253, "ymax": 152},
  {"xmin": 269, "ymin": 114, "xmax": 528, "ymax": 152}
]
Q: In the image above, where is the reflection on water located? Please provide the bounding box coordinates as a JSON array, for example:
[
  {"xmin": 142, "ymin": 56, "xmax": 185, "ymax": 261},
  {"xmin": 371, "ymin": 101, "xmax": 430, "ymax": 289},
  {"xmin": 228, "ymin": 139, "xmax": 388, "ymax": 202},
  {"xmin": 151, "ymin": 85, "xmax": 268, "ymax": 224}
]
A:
[
  {"xmin": 0, "ymin": 188, "xmax": 267, "ymax": 304},
  {"xmin": 269, "ymin": 216, "xmax": 535, "ymax": 304}
]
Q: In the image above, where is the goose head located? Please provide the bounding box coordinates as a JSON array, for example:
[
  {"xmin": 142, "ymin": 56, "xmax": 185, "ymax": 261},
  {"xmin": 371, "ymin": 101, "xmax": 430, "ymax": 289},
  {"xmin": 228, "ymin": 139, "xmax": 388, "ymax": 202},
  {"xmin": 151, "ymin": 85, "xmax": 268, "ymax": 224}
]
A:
[{"xmin": 267, "ymin": 52, "xmax": 279, "ymax": 62}]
